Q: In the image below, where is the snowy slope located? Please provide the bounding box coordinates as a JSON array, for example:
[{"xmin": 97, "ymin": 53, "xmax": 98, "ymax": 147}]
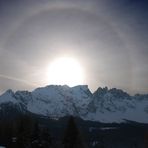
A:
[
  {"xmin": 0, "ymin": 85, "xmax": 148, "ymax": 123},
  {"xmin": 0, "ymin": 89, "xmax": 18, "ymax": 104},
  {"xmin": 29, "ymin": 85, "xmax": 92, "ymax": 117},
  {"xmin": 86, "ymin": 87, "xmax": 148, "ymax": 123}
]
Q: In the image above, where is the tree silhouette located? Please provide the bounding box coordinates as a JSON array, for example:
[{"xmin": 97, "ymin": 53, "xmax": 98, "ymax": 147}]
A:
[{"xmin": 62, "ymin": 116, "xmax": 86, "ymax": 148}]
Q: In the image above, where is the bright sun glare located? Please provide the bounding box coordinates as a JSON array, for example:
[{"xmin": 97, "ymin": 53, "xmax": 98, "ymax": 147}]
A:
[{"xmin": 48, "ymin": 57, "xmax": 85, "ymax": 86}]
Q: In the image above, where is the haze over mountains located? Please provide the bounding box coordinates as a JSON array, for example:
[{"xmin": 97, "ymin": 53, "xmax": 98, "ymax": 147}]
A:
[{"xmin": 0, "ymin": 85, "xmax": 148, "ymax": 123}]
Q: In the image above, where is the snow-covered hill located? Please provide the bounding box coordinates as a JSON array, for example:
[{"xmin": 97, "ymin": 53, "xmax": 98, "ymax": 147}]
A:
[{"xmin": 0, "ymin": 85, "xmax": 148, "ymax": 123}]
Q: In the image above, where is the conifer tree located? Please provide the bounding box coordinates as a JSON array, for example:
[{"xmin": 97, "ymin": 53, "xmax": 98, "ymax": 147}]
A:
[
  {"xmin": 31, "ymin": 120, "xmax": 41, "ymax": 148},
  {"xmin": 62, "ymin": 116, "xmax": 86, "ymax": 148},
  {"xmin": 16, "ymin": 115, "xmax": 34, "ymax": 148},
  {"xmin": 41, "ymin": 127, "xmax": 52, "ymax": 148}
]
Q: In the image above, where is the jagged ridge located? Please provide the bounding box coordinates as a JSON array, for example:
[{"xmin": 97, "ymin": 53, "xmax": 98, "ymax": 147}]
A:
[{"xmin": 0, "ymin": 85, "xmax": 148, "ymax": 123}]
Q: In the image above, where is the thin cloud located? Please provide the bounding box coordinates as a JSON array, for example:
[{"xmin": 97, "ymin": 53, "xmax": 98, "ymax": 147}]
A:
[{"xmin": 0, "ymin": 74, "xmax": 39, "ymax": 87}]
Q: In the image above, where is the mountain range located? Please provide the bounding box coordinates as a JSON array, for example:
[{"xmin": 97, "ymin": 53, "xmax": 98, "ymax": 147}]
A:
[{"xmin": 0, "ymin": 85, "xmax": 148, "ymax": 123}]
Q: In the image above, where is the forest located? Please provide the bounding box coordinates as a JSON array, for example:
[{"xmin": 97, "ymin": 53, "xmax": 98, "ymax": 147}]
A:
[
  {"xmin": 0, "ymin": 114, "xmax": 148, "ymax": 148},
  {"xmin": 0, "ymin": 115, "xmax": 89, "ymax": 148}
]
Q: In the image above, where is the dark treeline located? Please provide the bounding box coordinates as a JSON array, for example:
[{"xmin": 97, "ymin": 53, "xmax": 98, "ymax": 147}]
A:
[
  {"xmin": 0, "ymin": 115, "xmax": 87, "ymax": 148},
  {"xmin": 0, "ymin": 114, "xmax": 148, "ymax": 148}
]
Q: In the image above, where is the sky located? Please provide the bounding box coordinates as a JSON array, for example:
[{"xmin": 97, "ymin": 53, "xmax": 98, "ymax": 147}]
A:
[{"xmin": 0, "ymin": 0, "xmax": 148, "ymax": 94}]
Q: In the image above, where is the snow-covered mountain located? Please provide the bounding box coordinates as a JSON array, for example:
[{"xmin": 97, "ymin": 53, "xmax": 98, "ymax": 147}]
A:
[
  {"xmin": 0, "ymin": 85, "xmax": 148, "ymax": 123},
  {"xmin": 87, "ymin": 87, "xmax": 148, "ymax": 123}
]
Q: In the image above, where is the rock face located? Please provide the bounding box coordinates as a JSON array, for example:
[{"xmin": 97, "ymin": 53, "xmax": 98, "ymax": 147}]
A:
[{"xmin": 0, "ymin": 85, "xmax": 148, "ymax": 123}]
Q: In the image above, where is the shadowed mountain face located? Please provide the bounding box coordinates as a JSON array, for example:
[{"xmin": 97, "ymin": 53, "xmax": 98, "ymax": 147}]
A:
[{"xmin": 0, "ymin": 85, "xmax": 148, "ymax": 123}]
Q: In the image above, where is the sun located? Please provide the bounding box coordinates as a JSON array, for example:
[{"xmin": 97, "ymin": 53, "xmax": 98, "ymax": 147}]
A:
[{"xmin": 47, "ymin": 57, "xmax": 85, "ymax": 86}]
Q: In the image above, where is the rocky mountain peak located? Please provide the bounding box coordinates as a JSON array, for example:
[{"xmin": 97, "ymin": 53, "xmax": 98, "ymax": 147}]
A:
[{"xmin": 0, "ymin": 85, "xmax": 148, "ymax": 123}]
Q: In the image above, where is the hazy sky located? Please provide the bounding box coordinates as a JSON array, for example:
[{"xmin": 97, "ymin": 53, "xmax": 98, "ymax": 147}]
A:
[{"xmin": 0, "ymin": 0, "xmax": 148, "ymax": 94}]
